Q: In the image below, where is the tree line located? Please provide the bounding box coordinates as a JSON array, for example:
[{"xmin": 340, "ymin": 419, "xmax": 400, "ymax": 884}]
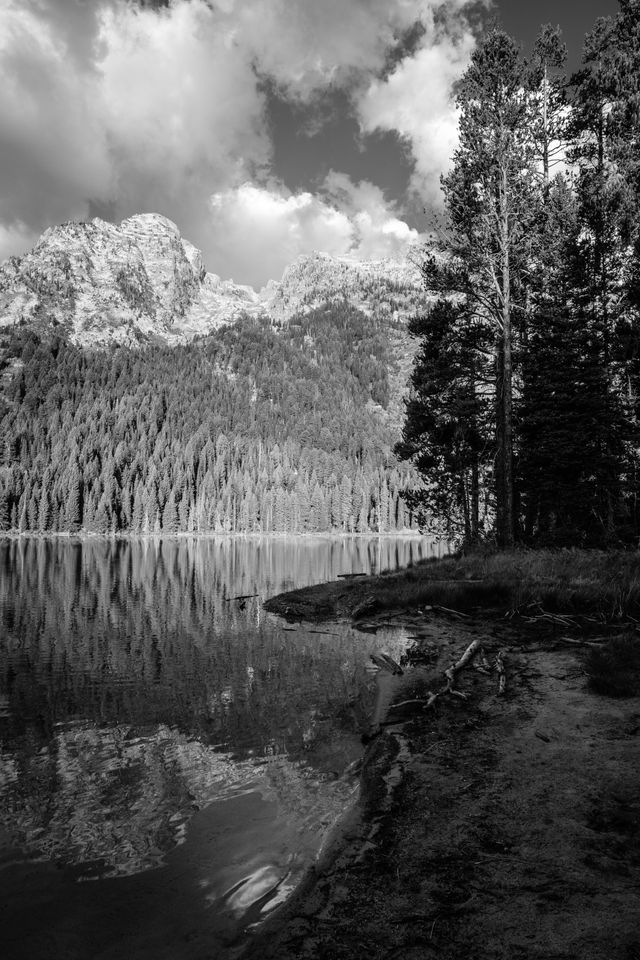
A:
[
  {"xmin": 397, "ymin": 3, "xmax": 640, "ymax": 548},
  {"xmin": 0, "ymin": 302, "xmax": 418, "ymax": 535}
]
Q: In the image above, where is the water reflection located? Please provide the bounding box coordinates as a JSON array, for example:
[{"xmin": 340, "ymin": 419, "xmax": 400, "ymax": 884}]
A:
[{"xmin": 0, "ymin": 536, "xmax": 435, "ymax": 957}]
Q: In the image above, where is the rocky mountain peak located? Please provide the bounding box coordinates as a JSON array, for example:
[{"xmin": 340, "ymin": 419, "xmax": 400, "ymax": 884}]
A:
[
  {"xmin": 0, "ymin": 214, "xmax": 211, "ymax": 346},
  {"xmin": 265, "ymin": 251, "xmax": 424, "ymax": 324},
  {"xmin": 0, "ymin": 215, "xmax": 425, "ymax": 346}
]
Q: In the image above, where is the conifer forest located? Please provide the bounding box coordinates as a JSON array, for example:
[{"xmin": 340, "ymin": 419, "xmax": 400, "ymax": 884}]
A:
[
  {"xmin": 0, "ymin": 305, "xmax": 415, "ymax": 535},
  {"xmin": 397, "ymin": 5, "xmax": 640, "ymax": 548}
]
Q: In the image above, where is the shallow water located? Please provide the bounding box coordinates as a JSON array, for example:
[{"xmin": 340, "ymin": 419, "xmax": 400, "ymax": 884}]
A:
[{"xmin": 0, "ymin": 536, "xmax": 440, "ymax": 959}]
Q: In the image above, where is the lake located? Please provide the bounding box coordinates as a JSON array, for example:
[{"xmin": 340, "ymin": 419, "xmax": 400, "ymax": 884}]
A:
[{"xmin": 0, "ymin": 536, "xmax": 442, "ymax": 960}]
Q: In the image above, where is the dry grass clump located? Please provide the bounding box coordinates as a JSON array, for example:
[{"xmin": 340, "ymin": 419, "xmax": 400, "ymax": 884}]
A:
[{"xmin": 376, "ymin": 548, "xmax": 640, "ymax": 620}]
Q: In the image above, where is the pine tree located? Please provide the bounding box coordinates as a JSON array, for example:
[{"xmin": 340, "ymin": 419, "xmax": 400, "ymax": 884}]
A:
[
  {"xmin": 0, "ymin": 490, "xmax": 10, "ymax": 531},
  {"xmin": 37, "ymin": 484, "xmax": 50, "ymax": 532},
  {"xmin": 65, "ymin": 467, "xmax": 83, "ymax": 533},
  {"xmin": 528, "ymin": 24, "xmax": 568, "ymax": 192},
  {"xmin": 569, "ymin": 1, "xmax": 640, "ymax": 537},
  {"xmin": 162, "ymin": 491, "xmax": 179, "ymax": 533},
  {"xmin": 423, "ymin": 30, "xmax": 539, "ymax": 546},
  {"xmin": 396, "ymin": 299, "xmax": 491, "ymax": 542}
]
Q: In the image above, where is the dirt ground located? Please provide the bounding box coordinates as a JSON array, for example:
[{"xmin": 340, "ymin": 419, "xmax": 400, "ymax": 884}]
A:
[{"xmin": 242, "ymin": 600, "xmax": 640, "ymax": 960}]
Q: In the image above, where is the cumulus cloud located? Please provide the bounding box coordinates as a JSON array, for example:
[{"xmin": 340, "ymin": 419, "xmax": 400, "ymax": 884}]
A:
[
  {"xmin": 0, "ymin": 0, "xmax": 269, "ymax": 260},
  {"xmin": 99, "ymin": 3, "xmax": 269, "ymax": 201},
  {"xmin": 357, "ymin": 28, "xmax": 478, "ymax": 203},
  {"xmin": 322, "ymin": 172, "xmax": 418, "ymax": 260},
  {"xmin": 208, "ymin": 179, "xmax": 419, "ymax": 288},
  {"xmin": 227, "ymin": 0, "xmax": 428, "ymax": 100},
  {"xmin": 0, "ymin": 2, "xmax": 113, "ymax": 249},
  {"xmin": 0, "ymin": 0, "xmax": 484, "ymax": 275}
]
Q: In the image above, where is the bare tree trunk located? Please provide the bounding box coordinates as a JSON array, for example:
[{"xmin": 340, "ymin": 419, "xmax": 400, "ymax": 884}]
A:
[
  {"xmin": 542, "ymin": 62, "xmax": 549, "ymax": 189},
  {"xmin": 471, "ymin": 456, "xmax": 479, "ymax": 540},
  {"xmin": 498, "ymin": 164, "xmax": 515, "ymax": 548},
  {"xmin": 495, "ymin": 340, "xmax": 506, "ymax": 543}
]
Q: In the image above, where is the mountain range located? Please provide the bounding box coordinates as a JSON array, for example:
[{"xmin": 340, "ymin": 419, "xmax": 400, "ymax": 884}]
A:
[
  {"xmin": 0, "ymin": 213, "xmax": 424, "ymax": 346},
  {"xmin": 0, "ymin": 214, "xmax": 427, "ymax": 536}
]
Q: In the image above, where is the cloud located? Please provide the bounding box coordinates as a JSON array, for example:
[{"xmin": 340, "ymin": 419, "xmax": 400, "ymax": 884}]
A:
[
  {"xmin": 0, "ymin": 221, "xmax": 40, "ymax": 265},
  {"xmin": 227, "ymin": 0, "xmax": 428, "ymax": 99},
  {"xmin": 357, "ymin": 27, "xmax": 478, "ymax": 203},
  {"xmin": 0, "ymin": 0, "xmax": 269, "ymax": 259},
  {"xmin": 322, "ymin": 172, "xmax": 418, "ymax": 260},
  {"xmin": 99, "ymin": 3, "xmax": 269, "ymax": 201},
  {"xmin": 0, "ymin": 2, "xmax": 113, "ymax": 238},
  {"xmin": 208, "ymin": 179, "xmax": 419, "ymax": 288},
  {"xmin": 0, "ymin": 0, "xmax": 483, "ymax": 277}
]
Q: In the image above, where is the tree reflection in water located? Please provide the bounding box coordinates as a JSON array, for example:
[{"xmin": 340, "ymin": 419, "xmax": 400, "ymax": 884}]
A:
[{"xmin": 0, "ymin": 536, "xmax": 435, "ymax": 957}]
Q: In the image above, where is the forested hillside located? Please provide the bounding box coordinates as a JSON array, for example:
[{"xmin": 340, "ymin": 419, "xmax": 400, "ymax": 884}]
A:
[{"xmin": 0, "ymin": 301, "xmax": 417, "ymax": 534}]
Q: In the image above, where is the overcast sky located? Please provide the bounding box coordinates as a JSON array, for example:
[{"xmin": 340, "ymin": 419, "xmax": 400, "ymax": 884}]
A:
[{"xmin": 0, "ymin": 0, "xmax": 619, "ymax": 287}]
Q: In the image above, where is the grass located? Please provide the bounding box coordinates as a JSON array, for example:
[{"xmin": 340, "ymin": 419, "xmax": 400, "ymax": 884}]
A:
[
  {"xmin": 368, "ymin": 548, "xmax": 640, "ymax": 620},
  {"xmin": 265, "ymin": 547, "xmax": 640, "ymax": 626}
]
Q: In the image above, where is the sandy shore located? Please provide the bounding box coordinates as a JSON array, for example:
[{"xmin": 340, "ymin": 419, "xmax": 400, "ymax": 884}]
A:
[{"xmin": 242, "ymin": 579, "xmax": 640, "ymax": 960}]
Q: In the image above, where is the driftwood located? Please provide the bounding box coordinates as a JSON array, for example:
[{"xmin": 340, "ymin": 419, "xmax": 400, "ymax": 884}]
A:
[
  {"xmin": 433, "ymin": 604, "xmax": 470, "ymax": 619},
  {"xmin": 495, "ymin": 650, "xmax": 507, "ymax": 696},
  {"xmin": 523, "ymin": 611, "xmax": 577, "ymax": 626},
  {"xmin": 337, "ymin": 572, "xmax": 367, "ymax": 579},
  {"xmin": 224, "ymin": 593, "xmax": 259, "ymax": 603},
  {"xmin": 555, "ymin": 634, "xmax": 605, "ymax": 647},
  {"xmin": 371, "ymin": 637, "xmax": 510, "ymax": 739},
  {"xmin": 392, "ymin": 697, "xmax": 433, "ymax": 710},
  {"xmin": 416, "ymin": 638, "xmax": 485, "ymax": 713},
  {"xmin": 444, "ymin": 637, "xmax": 483, "ymax": 690},
  {"xmin": 370, "ymin": 652, "xmax": 403, "ymax": 675}
]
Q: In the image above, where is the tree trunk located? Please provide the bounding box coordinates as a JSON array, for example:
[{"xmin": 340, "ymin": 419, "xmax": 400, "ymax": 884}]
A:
[
  {"xmin": 542, "ymin": 61, "xmax": 549, "ymax": 189},
  {"xmin": 471, "ymin": 456, "xmax": 479, "ymax": 540},
  {"xmin": 497, "ymin": 164, "xmax": 515, "ymax": 548}
]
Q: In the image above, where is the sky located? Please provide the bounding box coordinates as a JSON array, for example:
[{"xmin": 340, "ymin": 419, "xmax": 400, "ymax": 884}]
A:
[{"xmin": 0, "ymin": 0, "xmax": 621, "ymax": 288}]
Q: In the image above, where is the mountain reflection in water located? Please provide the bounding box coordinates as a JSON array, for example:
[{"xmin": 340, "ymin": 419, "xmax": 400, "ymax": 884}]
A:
[{"xmin": 0, "ymin": 536, "xmax": 437, "ymax": 959}]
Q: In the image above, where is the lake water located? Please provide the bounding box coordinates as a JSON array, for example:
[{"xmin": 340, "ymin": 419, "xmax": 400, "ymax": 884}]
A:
[{"xmin": 0, "ymin": 536, "xmax": 441, "ymax": 960}]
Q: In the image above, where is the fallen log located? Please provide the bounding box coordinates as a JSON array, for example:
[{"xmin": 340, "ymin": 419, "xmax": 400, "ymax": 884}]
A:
[{"xmin": 224, "ymin": 593, "xmax": 259, "ymax": 603}]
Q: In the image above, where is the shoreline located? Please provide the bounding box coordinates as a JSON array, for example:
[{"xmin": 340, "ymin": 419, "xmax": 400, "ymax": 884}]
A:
[
  {"xmin": 246, "ymin": 553, "xmax": 640, "ymax": 959},
  {"xmin": 0, "ymin": 530, "xmax": 428, "ymax": 542}
]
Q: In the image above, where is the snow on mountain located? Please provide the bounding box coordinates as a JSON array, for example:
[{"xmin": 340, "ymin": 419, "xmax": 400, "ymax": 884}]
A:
[{"xmin": 0, "ymin": 215, "xmax": 425, "ymax": 346}]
